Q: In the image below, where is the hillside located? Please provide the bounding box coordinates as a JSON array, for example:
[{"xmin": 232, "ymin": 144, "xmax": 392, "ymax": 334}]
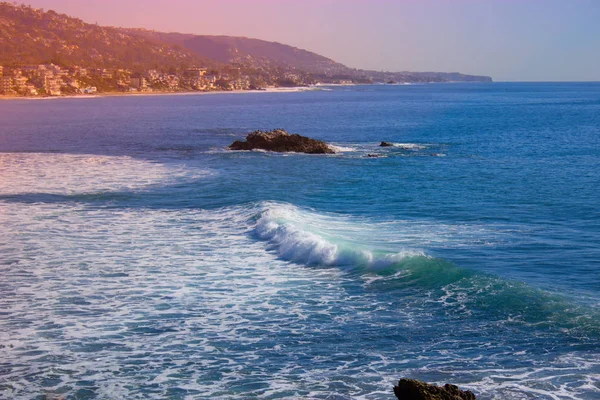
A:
[
  {"xmin": 125, "ymin": 30, "xmax": 351, "ymax": 76},
  {"xmin": 0, "ymin": 3, "xmax": 216, "ymax": 70},
  {"xmin": 126, "ymin": 30, "xmax": 492, "ymax": 83}
]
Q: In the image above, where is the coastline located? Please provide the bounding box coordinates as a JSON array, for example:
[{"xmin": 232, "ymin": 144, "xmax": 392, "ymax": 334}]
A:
[
  {"xmin": 0, "ymin": 86, "xmax": 319, "ymax": 101},
  {"xmin": 0, "ymin": 82, "xmax": 494, "ymax": 101}
]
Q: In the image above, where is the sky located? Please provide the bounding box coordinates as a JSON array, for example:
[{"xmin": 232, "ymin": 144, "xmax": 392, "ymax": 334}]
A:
[{"xmin": 19, "ymin": 0, "xmax": 600, "ymax": 81}]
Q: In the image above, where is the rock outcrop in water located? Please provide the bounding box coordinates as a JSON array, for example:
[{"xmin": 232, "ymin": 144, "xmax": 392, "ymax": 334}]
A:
[
  {"xmin": 393, "ymin": 379, "xmax": 476, "ymax": 400},
  {"xmin": 229, "ymin": 129, "xmax": 335, "ymax": 154}
]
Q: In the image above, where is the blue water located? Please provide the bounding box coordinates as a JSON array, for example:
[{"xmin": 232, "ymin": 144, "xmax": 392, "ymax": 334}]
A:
[{"xmin": 1, "ymin": 83, "xmax": 599, "ymax": 399}]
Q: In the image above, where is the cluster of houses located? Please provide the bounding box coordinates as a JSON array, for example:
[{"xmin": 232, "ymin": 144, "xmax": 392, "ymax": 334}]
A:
[
  {"xmin": 0, "ymin": 64, "xmax": 295, "ymax": 97},
  {"xmin": 0, "ymin": 64, "xmax": 99, "ymax": 96}
]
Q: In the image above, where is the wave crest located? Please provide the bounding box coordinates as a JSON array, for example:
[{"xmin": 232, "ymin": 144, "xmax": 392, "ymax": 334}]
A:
[{"xmin": 254, "ymin": 202, "xmax": 423, "ymax": 269}]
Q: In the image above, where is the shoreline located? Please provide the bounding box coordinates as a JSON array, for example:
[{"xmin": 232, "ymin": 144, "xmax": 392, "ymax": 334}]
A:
[
  {"xmin": 0, "ymin": 82, "xmax": 498, "ymax": 101},
  {"xmin": 0, "ymin": 86, "xmax": 320, "ymax": 101}
]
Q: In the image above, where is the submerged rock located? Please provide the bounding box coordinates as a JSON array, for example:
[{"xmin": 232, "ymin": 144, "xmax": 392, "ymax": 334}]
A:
[
  {"xmin": 393, "ymin": 378, "xmax": 476, "ymax": 400},
  {"xmin": 229, "ymin": 129, "xmax": 335, "ymax": 154},
  {"xmin": 380, "ymin": 141, "xmax": 394, "ymax": 147}
]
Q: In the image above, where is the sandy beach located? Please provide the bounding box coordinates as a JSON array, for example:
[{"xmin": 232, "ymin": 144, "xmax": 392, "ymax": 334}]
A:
[{"xmin": 0, "ymin": 86, "xmax": 321, "ymax": 101}]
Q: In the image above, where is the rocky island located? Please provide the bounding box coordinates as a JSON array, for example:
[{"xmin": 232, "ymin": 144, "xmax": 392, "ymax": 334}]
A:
[
  {"xmin": 394, "ymin": 379, "xmax": 476, "ymax": 400},
  {"xmin": 229, "ymin": 129, "xmax": 336, "ymax": 154}
]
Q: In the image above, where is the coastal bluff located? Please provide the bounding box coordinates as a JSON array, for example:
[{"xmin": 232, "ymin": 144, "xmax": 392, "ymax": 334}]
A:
[
  {"xmin": 394, "ymin": 379, "xmax": 476, "ymax": 400},
  {"xmin": 229, "ymin": 129, "xmax": 335, "ymax": 154}
]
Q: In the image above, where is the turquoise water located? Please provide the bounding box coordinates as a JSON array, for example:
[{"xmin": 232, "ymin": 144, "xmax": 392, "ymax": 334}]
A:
[{"xmin": 1, "ymin": 83, "xmax": 599, "ymax": 399}]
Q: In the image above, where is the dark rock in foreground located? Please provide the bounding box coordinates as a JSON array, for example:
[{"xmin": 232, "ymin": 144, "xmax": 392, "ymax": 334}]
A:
[
  {"xmin": 380, "ymin": 141, "xmax": 394, "ymax": 147},
  {"xmin": 229, "ymin": 129, "xmax": 335, "ymax": 154},
  {"xmin": 394, "ymin": 378, "xmax": 476, "ymax": 400}
]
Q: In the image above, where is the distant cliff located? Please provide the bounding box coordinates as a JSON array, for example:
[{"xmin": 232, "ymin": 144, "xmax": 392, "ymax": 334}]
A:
[
  {"xmin": 127, "ymin": 29, "xmax": 493, "ymax": 83},
  {"xmin": 124, "ymin": 30, "xmax": 351, "ymax": 76}
]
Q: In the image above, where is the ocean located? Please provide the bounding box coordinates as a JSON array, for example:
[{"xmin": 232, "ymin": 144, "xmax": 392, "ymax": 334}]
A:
[{"xmin": 1, "ymin": 83, "xmax": 599, "ymax": 399}]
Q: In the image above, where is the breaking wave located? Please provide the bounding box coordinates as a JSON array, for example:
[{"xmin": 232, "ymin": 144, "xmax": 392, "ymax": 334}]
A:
[
  {"xmin": 254, "ymin": 201, "xmax": 424, "ymax": 269},
  {"xmin": 251, "ymin": 201, "xmax": 600, "ymax": 337}
]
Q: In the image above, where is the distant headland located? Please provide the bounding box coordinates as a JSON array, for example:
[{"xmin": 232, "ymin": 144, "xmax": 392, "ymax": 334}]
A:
[{"xmin": 0, "ymin": 2, "xmax": 492, "ymax": 98}]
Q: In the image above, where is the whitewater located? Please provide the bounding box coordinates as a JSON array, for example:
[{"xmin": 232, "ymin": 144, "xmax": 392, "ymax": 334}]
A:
[{"xmin": 1, "ymin": 83, "xmax": 599, "ymax": 399}]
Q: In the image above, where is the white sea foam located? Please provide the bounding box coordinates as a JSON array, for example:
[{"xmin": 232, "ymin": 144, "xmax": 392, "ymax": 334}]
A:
[
  {"xmin": 0, "ymin": 201, "xmax": 356, "ymax": 399},
  {"xmin": 0, "ymin": 152, "xmax": 209, "ymax": 195},
  {"xmin": 264, "ymin": 86, "xmax": 312, "ymax": 93},
  {"xmin": 330, "ymin": 144, "xmax": 358, "ymax": 153},
  {"xmin": 392, "ymin": 143, "xmax": 428, "ymax": 150},
  {"xmin": 448, "ymin": 355, "xmax": 600, "ymax": 400}
]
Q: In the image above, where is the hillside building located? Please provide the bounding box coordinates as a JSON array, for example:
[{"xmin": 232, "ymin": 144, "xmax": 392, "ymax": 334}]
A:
[
  {"xmin": 0, "ymin": 76, "xmax": 13, "ymax": 93},
  {"xmin": 130, "ymin": 77, "xmax": 147, "ymax": 90}
]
